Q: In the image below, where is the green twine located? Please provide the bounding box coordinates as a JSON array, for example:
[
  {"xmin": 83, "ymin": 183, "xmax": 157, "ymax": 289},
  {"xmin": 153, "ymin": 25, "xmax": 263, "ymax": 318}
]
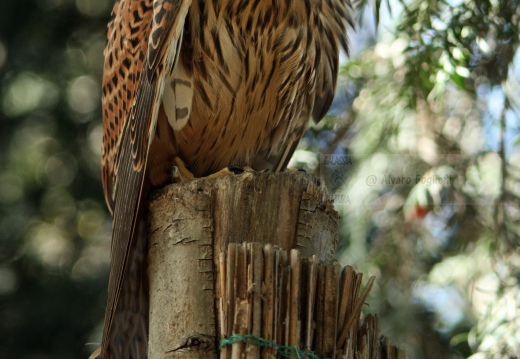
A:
[{"xmin": 219, "ymin": 334, "xmax": 329, "ymax": 359}]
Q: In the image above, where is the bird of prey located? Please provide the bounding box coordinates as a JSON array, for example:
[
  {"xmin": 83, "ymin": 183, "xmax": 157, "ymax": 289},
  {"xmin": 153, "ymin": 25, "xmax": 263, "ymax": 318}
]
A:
[{"xmin": 99, "ymin": 0, "xmax": 353, "ymax": 357}]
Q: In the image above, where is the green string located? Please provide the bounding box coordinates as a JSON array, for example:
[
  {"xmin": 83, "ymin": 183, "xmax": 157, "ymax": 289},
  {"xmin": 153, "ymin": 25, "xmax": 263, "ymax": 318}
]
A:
[{"xmin": 220, "ymin": 334, "xmax": 329, "ymax": 359}]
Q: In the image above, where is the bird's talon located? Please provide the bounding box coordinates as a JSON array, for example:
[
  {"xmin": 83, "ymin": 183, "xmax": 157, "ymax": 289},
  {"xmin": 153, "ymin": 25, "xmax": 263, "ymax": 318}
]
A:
[
  {"xmin": 172, "ymin": 157, "xmax": 196, "ymax": 182},
  {"xmin": 171, "ymin": 166, "xmax": 183, "ymax": 183},
  {"xmin": 228, "ymin": 166, "xmax": 245, "ymax": 175}
]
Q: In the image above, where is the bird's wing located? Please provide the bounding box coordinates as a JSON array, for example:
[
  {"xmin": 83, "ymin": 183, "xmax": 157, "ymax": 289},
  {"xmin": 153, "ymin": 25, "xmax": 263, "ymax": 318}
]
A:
[
  {"xmin": 100, "ymin": 0, "xmax": 191, "ymax": 354},
  {"xmin": 311, "ymin": 0, "xmax": 354, "ymax": 124},
  {"xmin": 270, "ymin": 0, "xmax": 354, "ymax": 172}
]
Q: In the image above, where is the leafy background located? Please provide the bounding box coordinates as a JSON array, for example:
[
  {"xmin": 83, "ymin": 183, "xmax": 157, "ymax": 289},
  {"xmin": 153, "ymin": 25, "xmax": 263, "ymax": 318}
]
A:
[{"xmin": 0, "ymin": 0, "xmax": 519, "ymax": 358}]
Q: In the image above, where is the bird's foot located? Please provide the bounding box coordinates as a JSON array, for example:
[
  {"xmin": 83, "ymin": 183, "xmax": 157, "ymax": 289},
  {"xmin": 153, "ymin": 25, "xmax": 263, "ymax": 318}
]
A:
[
  {"xmin": 171, "ymin": 157, "xmax": 256, "ymax": 183},
  {"xmin": 285, "ymin": 168, "xmax": 307, "ymax": 173},
  {"xmin": 171, "ymin": 157, "xmax": 196, "ymax": 183},
  {"xmin": 206, "ymin": 165, "xmax": 255, "ymax": 178}
]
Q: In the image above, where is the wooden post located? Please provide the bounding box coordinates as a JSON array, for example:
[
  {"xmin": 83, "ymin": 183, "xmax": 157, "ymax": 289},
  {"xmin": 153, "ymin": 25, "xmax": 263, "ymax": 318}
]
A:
[{"xmin": 146, "ymin": 172, "xmax": 404, "ymax": 359}]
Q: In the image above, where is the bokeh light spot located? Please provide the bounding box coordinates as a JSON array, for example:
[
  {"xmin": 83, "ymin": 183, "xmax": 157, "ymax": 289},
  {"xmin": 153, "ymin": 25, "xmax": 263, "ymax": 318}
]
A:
[
  {"xmin": 67, "ymin": 75, "xmax": 99, "ymax": 115},
  {"xmin": 27, "ymin": 222, "xmax": 73, "ymax": 269},
  {"xmin": 75, "ymin": 0, "xmax": 110, "ymax": 17},
  {"xmin": 45, "ymin": 153, "xmax": 78, "ymax": 188},
  {"xmin": 88, "ymin": 123, "xmax": 103, "ymax": 157},
  {"xmin": 77, "ymin": 209, "xmax": 105, "ymax": 242},
  {"xmin": 3, "ymin": 72, "xmax": 59, "ymax": 117}
]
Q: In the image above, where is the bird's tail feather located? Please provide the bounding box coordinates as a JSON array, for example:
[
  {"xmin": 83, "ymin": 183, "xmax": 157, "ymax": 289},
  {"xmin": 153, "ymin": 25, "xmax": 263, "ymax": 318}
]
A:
[{"xmin": 104, "ymin": 213, "xmax": 149, "ymax": 359}]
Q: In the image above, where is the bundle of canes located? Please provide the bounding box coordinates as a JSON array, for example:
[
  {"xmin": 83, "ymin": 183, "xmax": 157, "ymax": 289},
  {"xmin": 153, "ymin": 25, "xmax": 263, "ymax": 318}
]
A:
[{"xmin": 218, "ymin": 243, "xmax": 405, "ymax": 359}]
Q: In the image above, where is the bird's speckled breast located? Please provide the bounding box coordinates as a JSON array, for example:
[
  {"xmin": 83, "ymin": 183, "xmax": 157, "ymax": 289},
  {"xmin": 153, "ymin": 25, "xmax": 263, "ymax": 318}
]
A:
[{"xmin": 161, "ymin": 0, "xmax": 349, "ymax": 177}]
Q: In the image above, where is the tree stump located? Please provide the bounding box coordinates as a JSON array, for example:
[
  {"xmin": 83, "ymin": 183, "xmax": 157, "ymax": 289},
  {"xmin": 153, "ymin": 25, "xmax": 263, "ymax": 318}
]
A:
[{"xmin": 146, "ymin": 172, "xmax": 404, "ymax": 359}]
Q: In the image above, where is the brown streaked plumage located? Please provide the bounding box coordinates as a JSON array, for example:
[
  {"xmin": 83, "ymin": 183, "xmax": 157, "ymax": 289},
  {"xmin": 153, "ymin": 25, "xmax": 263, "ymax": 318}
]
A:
[{"xmin": 100, "ymin": 0, "xmax": 353, "ymax": 357}]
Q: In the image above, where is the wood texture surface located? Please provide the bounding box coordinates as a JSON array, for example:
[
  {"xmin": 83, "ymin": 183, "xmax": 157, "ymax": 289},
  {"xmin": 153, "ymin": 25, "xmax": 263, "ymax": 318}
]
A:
[
  {"xmin": 146, "ymin": 172, "xmax": 404, "ymax": 359},
  {"xmin": 147, "ymin": 172, "xmax": 338, "ymax": 358}
]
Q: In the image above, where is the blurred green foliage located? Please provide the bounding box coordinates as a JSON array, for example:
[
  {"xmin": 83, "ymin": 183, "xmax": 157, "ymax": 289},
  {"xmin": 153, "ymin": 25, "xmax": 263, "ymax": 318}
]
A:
[
  {"xmin": 0, "ymin": 0, "xmax": 519, "ymax": 358},
  {"xmin": 293, "ymin": 0, "xmax": 520, "ymax": 358},
  {"xmin": 0, "ymin": 0, "xmax": 111, "ymax": 357}
]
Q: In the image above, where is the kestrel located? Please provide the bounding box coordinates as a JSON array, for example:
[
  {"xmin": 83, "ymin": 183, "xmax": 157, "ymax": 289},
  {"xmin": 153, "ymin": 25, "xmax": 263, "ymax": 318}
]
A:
[{"xmin": 99, "ymin": 0, "xmax": 353, "ymax": 357}]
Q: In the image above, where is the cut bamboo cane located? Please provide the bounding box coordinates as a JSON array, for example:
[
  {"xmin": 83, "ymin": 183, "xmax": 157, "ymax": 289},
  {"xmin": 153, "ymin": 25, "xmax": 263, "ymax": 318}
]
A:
[
  {"xmin": 262, "ymin": 245, "xmax": 275, "ymax": 359},
  {"xmin": 323, "ymin": 264, "xmax": 340, "ymax": 357},
  {"xmin": 289, "ymin": 249, "xmax": 301, "ymax": 349},
  {"xmin": 216, "ymin": 243, "xmax": 403, "ymax": 359},
  {"xmin": 247, "ymin": 242, "xmax": 263, "ymax": 359},
  {"xmin": 304, "ymin": 256, "xmax": 318, "ymax": 351}
]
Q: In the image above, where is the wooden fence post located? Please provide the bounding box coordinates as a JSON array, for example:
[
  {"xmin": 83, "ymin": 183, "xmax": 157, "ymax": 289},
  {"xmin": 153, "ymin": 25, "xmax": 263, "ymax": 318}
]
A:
[{"xmin": 146, "ymin": 172, "xmax": 404, "ymax": 359}]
